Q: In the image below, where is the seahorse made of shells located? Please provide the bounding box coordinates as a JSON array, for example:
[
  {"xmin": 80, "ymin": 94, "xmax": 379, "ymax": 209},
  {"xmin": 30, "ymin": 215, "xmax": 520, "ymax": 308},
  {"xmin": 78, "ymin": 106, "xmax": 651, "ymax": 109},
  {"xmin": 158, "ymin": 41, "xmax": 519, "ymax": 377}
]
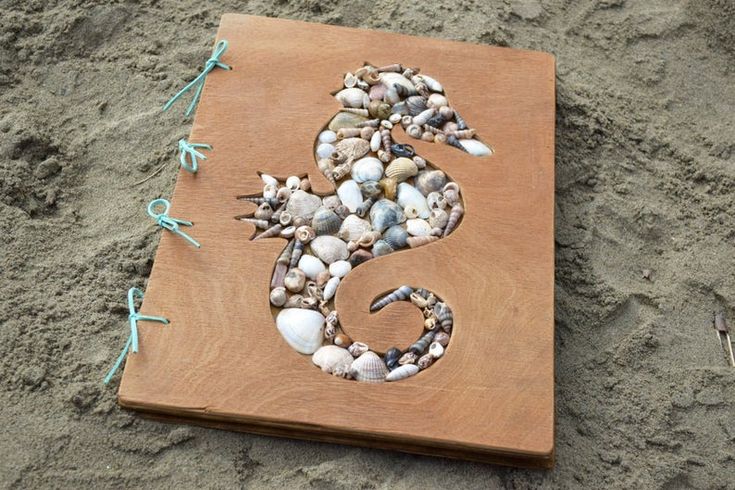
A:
[{"xmin": 238, "ymin": 63, "xmax": 491, "ymax": 383}]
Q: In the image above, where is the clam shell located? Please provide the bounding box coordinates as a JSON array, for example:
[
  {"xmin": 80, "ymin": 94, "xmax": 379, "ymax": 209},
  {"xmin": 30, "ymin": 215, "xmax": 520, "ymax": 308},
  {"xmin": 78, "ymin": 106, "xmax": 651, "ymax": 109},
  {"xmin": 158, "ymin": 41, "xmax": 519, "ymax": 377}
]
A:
[
  {"xmin": 298, "ymin": 254, "xmax": 326, "ymax": 280},
  {"xmin": 405, "ymin": 95, "xmax": 428, "ymax": 116},
  {"xmin": 369, "ymin": 198, "xmax": 406, "ymax": 233},
  {"xmin": 385, "ymin": 364, "xmax": 419, "ymax": 382},
  {"xmin": 384, "ymin": 158, "xmax": 418, "ymax": 182},
  {"xmin": 383, "ymin": 225, "xmax": 409, "ymax": 250},
  {"xmin": 335, "ymin": 87, "xmax": 370, "ymax": 108},
  {"xmin": 350, "ymin": 351, "xmax": 389, "ymax": 383},
  {"xmin": 338, "ymin": 214, "xmax": 373, "ymax": 242},
  {"xmin": 420, "ymin": 74, "xmax": 443, "ymax": 93},
  {"xmin": 323, "ymin": 276, "xmax": 340, "ymax": 301},
  {"xmin": 459, "ymin": 138, "xmax": 492, "ymax": 157},
  {"xmin": 328, "ymin": 112, "xmax": 367, "ymax": 131},
  {"xmin": 311, "ymin": 207, "xmax": 342, "ymax": 236},
  {"xmin": 312, "ymin": 345, "xmax": 353, "ymax": 376},
  {"xmin": 276, "ymin": 308, "xmax": 325, "ymax": 354},
  {"xmin": 372, "ymin": 239, "xmax": 394, "ymax": 257},
  {"xmin": 318, "ymin": 130, "xmax": 337, "ymax": 144},
  {"xmin": 286, "ymin": 190, "xmax": 322, "ymax": 219},
  {"xmin": 415, "ymin": 170, "xmax": 447, "ymax": 196},
  {"xmin": 351, "ymin": 157, "xmax": 384, "ymax": 183},
  {"xmin": 337, "ymin": 180, "xmax": 363, "ymax": 213},
  {"xmin": 406, "ymin": 218, "xmax": 432, "ymax": 237},
  {"xmin": 427, "ymin": 93, "xmax": 448, "ymax": 108},
  {"xmin": 310, "ymin": 235, "xmax": 350, "ymax": 264},
  {"xmin": 379, "ymin": 72, "xmax": 416, "ymax": 96},
  {"xmin": 328, "ymin": 260, "xmax": 352, "ymax": 278},
  {"xmin": 397, "ymin": 183, "xmax": 430, "ymax": 219},
  {"xmin": 316, "ymin": 143, "xmax": 335, "ymax": 159}
]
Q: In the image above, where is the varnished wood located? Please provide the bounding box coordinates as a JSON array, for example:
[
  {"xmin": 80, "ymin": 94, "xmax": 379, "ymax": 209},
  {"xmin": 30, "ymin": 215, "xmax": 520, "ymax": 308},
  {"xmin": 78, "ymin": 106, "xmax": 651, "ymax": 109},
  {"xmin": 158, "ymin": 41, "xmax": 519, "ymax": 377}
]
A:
[{"xmin": 118, "ymin": 14, "xmax": 556, "ymax": 468}]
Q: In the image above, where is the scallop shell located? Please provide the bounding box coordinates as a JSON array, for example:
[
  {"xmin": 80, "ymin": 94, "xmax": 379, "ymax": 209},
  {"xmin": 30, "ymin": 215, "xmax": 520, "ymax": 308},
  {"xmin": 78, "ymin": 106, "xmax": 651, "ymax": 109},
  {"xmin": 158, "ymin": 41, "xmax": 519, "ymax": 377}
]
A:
[
  {"xmin": 406, "ymin": 218, "xmax": 432, "ymax": 237},
  {"xmin": 385, "ymin": 364, "xmax": 419, "ymax": 382},
  {"xmin": 384, "ymin": 158, "xmax": 418, "ymax": 183},
  {"xmin": 459, "ymin": 138, "xmax": 492, "ymax": 156},
  {"xmin": 311, "ymin": 207, "xmax": 342, "ymax": 236},
  {"xmin": 372, "ymin": 239, "xmax": 394, "ymax": 257},
  {"xmin": 337, "ymin": 214, "xmax": 373, "ymax": 242},
  {"xmin": 323, "ymin": 276, "xmax": 340, "ymax": 301},
  {"xmin": 337, "ymin": 180, "xmax": 363, "ymax": 213},
  {"xmin": 379, "ymin": 72, "xmax": 416, "ymax": 96},
  {"xmin": 369, "ymin": 198, "xmax": 406, "ymax": 233},
  {"xmin": 335, "ymin": 87, "xmax": 370, "ymax": 108},
  {"xmin": 328, "ymin": 260, "xmax": 352, "ymax": 278},
  {"xmin": 312, "ymin": 345, "xmax": 353, "ymax": 376},
  {"xmin": 382, "ymin": 225, "xmax": 409, "ymax": 250},
  {"xmin": 286, "ymin": 190, "xmax": 322, "ymax": 219},
  {"xmin": 276, "ymin": 308, "xmax": 325, "ymax": 354},
  {"xmin": 415, "ymin": 170, "xmax": 447, "ymax": 196},
  {"xmin": 397, "ymin": 183, "xmax": 430, "ymax": 219},
  {"xmin": 298, "ymin": 254, "xmax": 326, "ymax": 280},
  {"xmin": 309, "ymin": 235, "xmax": 349, "ymax": 264},
  {"xmin": 350, "ymin": 157, "xmax": 384, "ymax": 183},
  {"xmin": 350, "ymin": 351, "xmax": 389, "ymax": 383}
]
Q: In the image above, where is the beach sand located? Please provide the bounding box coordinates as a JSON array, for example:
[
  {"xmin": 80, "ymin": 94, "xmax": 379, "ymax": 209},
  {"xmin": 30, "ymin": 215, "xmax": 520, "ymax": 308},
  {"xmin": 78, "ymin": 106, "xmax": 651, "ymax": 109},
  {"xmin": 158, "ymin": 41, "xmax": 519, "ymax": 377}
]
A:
[{"xmin": 1, "ymin": 0, "xmax": 734, "ymax": 487}]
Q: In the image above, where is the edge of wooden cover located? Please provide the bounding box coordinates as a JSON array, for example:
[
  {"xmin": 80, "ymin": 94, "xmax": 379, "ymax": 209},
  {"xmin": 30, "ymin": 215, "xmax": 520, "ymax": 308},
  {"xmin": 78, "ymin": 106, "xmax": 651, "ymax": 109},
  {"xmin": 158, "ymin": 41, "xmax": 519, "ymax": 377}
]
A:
[{"xmin": 117, "ymin": 14, "xmax": 556, "ymax": 468}]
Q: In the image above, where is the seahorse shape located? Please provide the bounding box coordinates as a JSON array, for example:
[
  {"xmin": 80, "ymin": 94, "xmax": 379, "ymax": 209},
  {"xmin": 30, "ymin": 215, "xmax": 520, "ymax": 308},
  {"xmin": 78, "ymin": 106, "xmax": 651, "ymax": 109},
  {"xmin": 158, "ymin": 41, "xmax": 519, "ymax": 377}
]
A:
[{"xmin": 238, "ymin": 62, "xmax": 491, "ymax": 383}]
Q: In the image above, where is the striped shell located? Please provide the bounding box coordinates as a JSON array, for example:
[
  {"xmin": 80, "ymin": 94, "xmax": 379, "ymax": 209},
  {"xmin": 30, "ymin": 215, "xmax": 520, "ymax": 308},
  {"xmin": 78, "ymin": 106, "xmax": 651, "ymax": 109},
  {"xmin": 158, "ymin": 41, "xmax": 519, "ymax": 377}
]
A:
[
  {"xmin": 349, "ymin": 351, "xmax": 389, "ymax": 383},
  {"xmin": 384, "ymin": 157, "xmax": 418, "ymax": 182},
  {"xmin": 311, "ymin": 207, "xmax": 342, "ymax": 236}
]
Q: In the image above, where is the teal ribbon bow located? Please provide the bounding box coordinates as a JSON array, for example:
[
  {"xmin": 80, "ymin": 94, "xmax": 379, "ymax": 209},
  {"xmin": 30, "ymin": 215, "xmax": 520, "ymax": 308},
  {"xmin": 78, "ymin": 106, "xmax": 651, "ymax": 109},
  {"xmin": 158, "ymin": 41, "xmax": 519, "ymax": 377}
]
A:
[
  {"xmin": 178, "ymin": 139, "xmax": 212, "ymax": 173},
  {"xmin": 104, "ymin": 288, "xmax": 169, "ymax": 384},
  {"xmin": 163, "ymin": 39, "xmax": 231, "ymax": 117},
  {"xmin": 147, "ymin": 198, "xmax": 201, "ymax": 248}
]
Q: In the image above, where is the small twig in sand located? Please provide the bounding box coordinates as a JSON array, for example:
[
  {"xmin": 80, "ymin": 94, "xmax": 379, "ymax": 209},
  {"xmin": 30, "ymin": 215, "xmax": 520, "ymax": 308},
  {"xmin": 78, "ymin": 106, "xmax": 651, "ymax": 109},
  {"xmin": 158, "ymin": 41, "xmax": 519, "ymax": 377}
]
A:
[
  {"xmin": 132, "ymin": 163, "xmax": 167, "ymax": 186},
  {"xmin": 713, "ymin": 311, "xmax": 735, "ymax": 367}
]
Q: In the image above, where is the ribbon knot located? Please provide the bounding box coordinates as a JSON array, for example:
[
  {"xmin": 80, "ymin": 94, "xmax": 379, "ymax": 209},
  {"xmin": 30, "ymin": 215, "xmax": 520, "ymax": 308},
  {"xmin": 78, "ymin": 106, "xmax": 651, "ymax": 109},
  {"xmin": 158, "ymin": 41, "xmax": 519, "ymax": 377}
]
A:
[
  {"xmin": 147, "ymin": 198, "xmax": 201, "ymax": 248},
  {"xmin": 163, "ymin": 39, "xmax": 231, "ymax": 117},
  {"xmin": 104, "ymin": 288, "xmax": 169, "ymax": 384},
  {"xmin": 178, "ymin": 138, "xmax": 212, "ymax": 173}
]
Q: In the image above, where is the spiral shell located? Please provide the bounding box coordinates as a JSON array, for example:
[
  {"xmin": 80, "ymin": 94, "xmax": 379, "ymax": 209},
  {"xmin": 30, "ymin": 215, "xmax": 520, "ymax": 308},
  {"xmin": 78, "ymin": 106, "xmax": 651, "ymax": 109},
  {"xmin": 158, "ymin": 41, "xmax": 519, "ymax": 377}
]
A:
[
  {"xmin": 385, "ymin": 158, "xmax": 418, "ymax": 182},
  {"xmin": 406, "ymin": 124, "xmax": 422, "ymax": 139},
  {"xmin": 370, "ymin": 285, "xmax": 413, "ymax": 312},
  {"xmin": 410, "ymin": 330, "xmax": 435, "ymax": 355},
  {"xmin": 350, "ymin": 351, "xmax": 388, "ymax": 383},
  {"xmin": 406, "ymin": 235, "xmax": 439, "ymax": 248},
  {"xmin": 434, "ymin": 331, "xmax": 450, "ymax": 347},
  {"xmin": 295, "ymin": 225, "xmax": 316, "ymax": 243},
  {"xmin": 434, "ymin": 302, "xmax": 454, "ymax": 332},
  {"xmin": 254, "ymin": 202, "xmax": 274, "ymax": 220},
  {"xmin": 443, "ymin": 203, "xmax": 464, "ymax": 237},
  {"xmin": 429, "ymin": 342, "xmax": 445, "ymax": 359},
  {"xmin": 428, "ymin": 208, "xmax": 449, "ymax": 229}
]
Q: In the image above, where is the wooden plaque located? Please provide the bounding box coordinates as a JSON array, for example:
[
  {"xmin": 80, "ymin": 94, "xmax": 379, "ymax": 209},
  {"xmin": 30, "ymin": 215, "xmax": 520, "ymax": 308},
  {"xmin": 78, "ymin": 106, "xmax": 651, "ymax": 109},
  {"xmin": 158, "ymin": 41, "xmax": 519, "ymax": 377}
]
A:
[{"xmin": 118, "ymin": 14, "xmax": 556, "ymax": 468}]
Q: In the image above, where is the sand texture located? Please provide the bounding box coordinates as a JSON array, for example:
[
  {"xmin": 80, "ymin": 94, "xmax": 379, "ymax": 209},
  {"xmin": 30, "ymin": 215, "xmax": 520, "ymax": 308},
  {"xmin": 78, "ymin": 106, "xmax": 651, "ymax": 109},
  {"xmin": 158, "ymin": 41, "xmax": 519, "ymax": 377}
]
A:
[{"xmin": 1, "ymin": 0, "xmax": 734, "ymax": 488}]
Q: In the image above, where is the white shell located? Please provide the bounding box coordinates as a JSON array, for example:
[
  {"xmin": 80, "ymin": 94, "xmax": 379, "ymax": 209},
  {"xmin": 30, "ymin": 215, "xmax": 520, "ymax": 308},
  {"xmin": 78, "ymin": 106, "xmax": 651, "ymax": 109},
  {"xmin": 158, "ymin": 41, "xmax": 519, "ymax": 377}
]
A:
[
  {"xmin": 260, "ymin": 174, "xmax": 279, "ymax": 187},
  {"xmin": 350, "ymin": 157, "xmax": 384, "ymax": 183},
  {"xmin": 338, "ymin": 215, "xmax": 372, "ymax": 242},
  {"xmin": 406, "ymin": 218, "xmax": 432, "ymax": 237},
  {"xmin": 379, "ymin": 72, "xmax": 416, "ymax": 96},
  {"xmin": 285, "ymin": 175, "xmax": 301, "ymax": 191},
  {"xmin": 286, "ymin": 190, "xmax": 322, "ymax": 219},
  {"xmin": 429, "ymin": 342, "xmax": 444, "ymax": 359},
  {"xmin": 323, "ymin": 276, "xmax": 340, "ymax": 301},
  {"xmin": 337, "ymin": 180, "xmax": 363, "ymax": 213},
  {"xmin": 397, "ymin": 183, "xmax": 430, "ymax": 219},
  {"xmin": 328, "ymin": 260, "xmax": 352, "ymax": 278},
  {"xmin": 276, "ymin": 308, "xmax": 325, "ymax": 354},
  {"xmin": 318, "ymin": 130, "xmax": 337, "ymax": 144},
  {"xmin": 350, "ymin": 351, "xmax": 389, "ymax": 383},
  {"xmin": 385, "ymin": 364, "xmax": 419, "ymax": 382},
  {"xmin": 312, "ymin": 345, "xmax": 353, "ymax": 375},
  {"xmin": 427, "ymin": 93, "xmax": 448, "ymax": 108},
  {"xmin": 298, "ymin": 254, "xmax": 326, "ymax": 280},
  {"xmin": 335, "ymin": 88, "xmax": 369, "ymax": 108},
  {"xmin": 459, "ymin": 139, "xmax": 492, "ymax": 157},
  {"xmin": 370, "ymin": 131, "xmax": 382, "ymax": 152},
  {"xmin": 420, "ymin": 74, "xmax": 443, "ymax": 93},
  {"xmin": 310, "ymin": 235, "xmax": 349, "ymax": 264},
  {"xmin": 316, "ymin": 143, "xmax": 335, "ymax": 159}
]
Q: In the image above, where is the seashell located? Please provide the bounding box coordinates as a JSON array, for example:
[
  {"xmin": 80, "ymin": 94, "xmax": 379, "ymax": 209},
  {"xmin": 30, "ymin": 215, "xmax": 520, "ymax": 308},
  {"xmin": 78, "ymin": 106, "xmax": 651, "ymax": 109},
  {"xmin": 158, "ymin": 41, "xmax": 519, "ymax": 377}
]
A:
[
  {"xmin": 379, "ymin": 72, "xmax": 416, "ymax": 96},
  {"xmin": 277, "ymin": 187, "xmax": 292, "ymax": 203},
  {"xmin": 443, "ymin": 203, "xmax": 464, "ymax": 237},
  {"xmin": 332, "ymin": 137, "xmax": 370, "ymax": 163},
  {"xmin": 386, "ymin": 364, "xmax": 419, "ymax": 382},
  {"xmin": 398, "ymin": 351, "xmax": 417, "ymax": 365},
  {"xmin": 390, "ymin": 143, "xmax": 415, "ymax": 158},
  {"xmin": 312, "ymin": 345, "xmax": 353, "ymax": 377},
  {"xmin": 410, "ymin": 330, "xmax": 435, "ymax": 355},
  {"xmin": 430, "ymin": 227, "xmax": 443, "ymax": 236},
  {"xmin": 299, "ymin": 178, "xmax": 311, "ymax": 192},
  {"xmin": 286, "ymin": 190, "xmax": 322, "ymax": 219},
  {"xmin": 350, "ymin": 157, "xmax": 384, "ymax": 183},
  {"xmin": 337, "ymin": 180, "xmax": 363, "ymax": 213},
  {"xmin": 385, "ymin": 158, "xmax": 418, "ymax": 183},
  {"xmin": 388, "ymin": 113, "xmax": 402, "ymax": 124},
  {"xmin": 295, "ymin": 225, "xmax": 316, "ymax": 244},
  {"xmin": 369, "ymin": 131, "xmax": 382, "ymax": 152},
  {"xmin": 434, "ymin": 302, "xmax": 453, "ymax": 332},
  {"xmin": 428, "ymin": 208, "xmax": 449, "ymax": 229},
  {"xmin": 271, "ymin": 262, "xmax": 287, "ymax": 288},
  {"xmin": 413, "ymin": 108, "xmax": 436, "ymax": 126},
  {"xmin": 443, "ymin": 182, "xmax": 460, "ymax": 204},
  {"xmin": 459, "ymin": 138, "xmax": 492, "ymax": 156},
  {"xmin": 253, "ymin": 224, "xmax": 282, "ymax": 240},
  {"xmin": 426, "ymin": 191, "xmax": 447, "ymax": 210},
  {"xmin": 439, "ymin": 106, "xmax": 455, "ymax": 121},
  {"xmin": 356, "ymin": 118, "xmax": 380, "ymax": 128},
  {"xmin": 360, "ymin": 180, "xmax": 382, "ymax": 199},
  {"xmin": 316, "ymin": 269, "xmax": 331, "ymax": 287},
  {"xmin": 350, "ymin": 351, "xmax": 388, "ymax": 383},
  {"xmin": 253, "ymin": 202, "xmax": 274, "ymax": 220},
  {"xmin": 333, "ymin": 333, "xmax": 351, "ymax": 348},
  {"xmin": 397, "ymin": 183, "xmax": 431, "ymax": 219},
  {"xmin": 424, "ymin": 317, "xmax": 437, "ymax": 331},
  {"xmin": 298, "ymin": 254, "xmax": 326, "ymax": 280},
  {"xmin": 334, "ymin": 204, "xmax": 351, "ymax": 220},
  {"xmin": 276, "ymin": 308, "xmax": 325, "ymax": 354},
  {"xmin": 335, "ymin": 87, "xmax": 370, "ymax": 108},
  {"xmin": 401, "ymin": 115, "xmax": 413, "ymax": 128},
  {"xmin": 270, "ymin": 287, "xmax": 287, "ymax": 307},
  {"xmin": 311, "ymin": 207, "xmax": 342, "ymax": 236},
  {"xmin": 406, "ymin": 124, "xmax": 422, "ymax": 139},
  {"xmin": 284, "ymin": 268, "xmax": 306, "ymax": 292},
  {"xmin": 427, "ymin": 93, "xmax": 448, "ymax": 108},
  {"xmin": 279, "ymin": 211, "xmax": 293, "ymax": 226},
  {"xmin": 343, "ymin": 71, "xmax": 358, "ymax": 89},
  {"xmin": 370, "ymin": 285, "xmax": 413, "ymax": 312},
  {"xmin": 429, "ymin": 341, "xmax": 445, "ymax": 359},
  {"xmin": 453, "ymin": 110, "xmax": 468, "ymax": 130},
  {"xmin": 406, "ymin": 235, "xmax": 438, "ymax": 248},
  {"xmin": 348, "ymin": 341, "xmax": 369, "ymax": 357},
  {"xmin": 384, "ymin": 347, "xmax": 402, "ymax": 370},
  {"xmin": 319, "ymin": 130, "xmax": 337, "ymax": 144},
  {"xmin": 317, "ymin": 158, "xmax": 336, "ymax": 185},
  {"xmin": 337, "ymin": 127, "xmax": 362, "ymax": 139},
  {"xmin": 349, "ymin": 249, "xmax": 373, "ymax": 267},
  {"xmin": 355, "ymin": 197, "xmax": 376, "ymax": 218},
  {"xmin": 434, "ymin": 331, "xmax": 450, "ymax": 347},
  {"xmin": 367, "ymin": 100, "xmax": 392, "ymax": 120},
  {"xmin": 239, "ymin": 217, "xmax": 270, "ymax": 229},
  {"xmin": 290, "ymin": 240, "xmax": 305, "ymax": 268},
  {"xmin": 405, "ymin": 218, "xmax": 432, "ymax": 237},
  {"xmin": 283, "ymin": 294, "xmax": 303, "ymax": 308},
  {"xmin": 420, "ymin": 74, "xmax": 443, "ymax": 93},
  {"xmin": 445, "ymin": 135, "xmax": 466, "ymax": 152},
  {"xmin": 300, "ymin": 296, "xmax": 318, "ymax": 310},
  {"xmin": 380, "ymin": 129, "xmax": 392, "ymax": 156},
  {"xmin": 360, "ymin": 127, "xmax": 375, "ymax": 139},
  {"xmin": 279, "ymin": 225, "xmax": 296, "ymax": 238},
  {"xmin": 377, "ymin": 63, "xmax": 402, "ymax": 73},
  {"xmin": 319, "ymin": 195, "xmax": 339, "ymax": 210},
  {"xmin": 262, "ymin": 184, "xmax": 277, "ymax": 200},
  {"xmin": 328, "ymin": 112, "xmax": 367, "ymax": 131},
  {"xmin": 369, "ymin": 198, "xmax": 406, "ymax": 233},
  {"xmin": 316, "ymin": 142, "xmax": 335, "ymax": 159},
  {"xmin": 368, "ymin": 83, "xmax": 387, "ymax": 101},
  {"xmin": 355, "ymin": 230, "xmax": 381, "ymax": 249},
  {"xmin": 405, "ymin": 95, "xmax": 428, "ymax": 116},
  {"xmin": 323, "ymin": 276, "xmax": 340, "ymax": 301},
  {"xmin": 403, "ymin": 205, "xmax": 419, "ymax": 219},
  {"xmin": 379, "ymin": 177, "xmax": 397, "ymax": 201},
  {"xmin": 372, "ymin": 239, "xmax": 394, "ymax": 257},
  {"xmin": 383, "ymin": 86, "xmax": 400, "ymax": 104},
  {"xmin": 422, "ymin": 131, "xmax": 436, "ymax": 142},
  {"xmin": 277, "ymin": 239, "xmax": 295, "ymax": 265},
  {"xmin": 310, "ymin": 235, "xmax": 350, "ymax": 264},
  {"xmin": 415, "ymin": 170, "xmax": 447, "ymax": 196},
  {"xmin": 260, "ymin": 173, "xmax": 279, "ymax": 187},
  {"xmin": 417, "ymin": 354, "xmax": 434, "ymax": 370},
  {"xmin": 328, "ymin": 260, "xmax": 352, "ymax": 278},
  {"xmin": 425, "ymin": 112, "xmax": 447, "ymax": 129},
  {"xmin": 383, "ymin": 225, "xmax": 409, "ymax": 250},
  {"xmin": 338, "ymin": 214, "xmax": 372, "ymax": 242}
]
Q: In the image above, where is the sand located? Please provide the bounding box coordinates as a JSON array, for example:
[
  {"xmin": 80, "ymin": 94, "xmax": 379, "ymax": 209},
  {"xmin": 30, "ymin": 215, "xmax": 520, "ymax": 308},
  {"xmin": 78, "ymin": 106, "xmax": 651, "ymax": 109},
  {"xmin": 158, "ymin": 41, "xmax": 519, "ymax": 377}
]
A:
[{"xmin": 1, "ymin": 0, "xmax": 734, "ymax": 488}]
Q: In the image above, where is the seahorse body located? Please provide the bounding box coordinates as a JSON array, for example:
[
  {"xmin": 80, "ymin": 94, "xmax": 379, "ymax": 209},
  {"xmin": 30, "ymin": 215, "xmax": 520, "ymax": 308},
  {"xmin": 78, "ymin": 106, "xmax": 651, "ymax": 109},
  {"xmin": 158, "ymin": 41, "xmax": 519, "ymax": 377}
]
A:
[{"xmin": 240, "ymin": 63, "xmax": 490, "ymax": 383}]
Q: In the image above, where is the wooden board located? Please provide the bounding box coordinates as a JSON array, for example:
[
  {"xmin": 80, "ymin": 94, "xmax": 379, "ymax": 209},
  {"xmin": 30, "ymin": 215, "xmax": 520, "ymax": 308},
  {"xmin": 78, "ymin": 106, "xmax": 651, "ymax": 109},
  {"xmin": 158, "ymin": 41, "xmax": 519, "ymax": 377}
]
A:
[{"xmin": 118, "ymin": 14, "xmax": 556, "ymax": 468}]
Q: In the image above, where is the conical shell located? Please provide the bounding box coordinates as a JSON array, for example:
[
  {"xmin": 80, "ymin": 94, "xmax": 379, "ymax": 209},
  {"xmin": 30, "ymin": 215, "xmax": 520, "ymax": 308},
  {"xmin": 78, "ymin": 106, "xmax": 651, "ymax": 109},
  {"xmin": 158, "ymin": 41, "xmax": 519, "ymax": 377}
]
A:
[
  {"xmin": 337, "ymin": 214, "xmax": 372, "ymax": 242},
  {"xmin": 310, "ymin": 235, "xmax": 349, "ymax": 264},
  {"xmin": 369, "ymin": 198, "xmax": 405, "ymax": 233},
  {"xmin": 385, "ymin": 364, "xmax": 419, "ymax": 382},
  {"xmin": 371, "ymin": 285, "xmax": 413, "ymax": 312},
  {"xmin": 443, "ymin": 203, "xmax": 464, "ymax": 237},
  {"xmin": 384, "ymin": 158, "xmax": 418, "ymax": 182},
  {"xmin": 406, "ymin": 235, "xmax": 439, "ymax": 248},
  {"xmin": 286, "ymin": 190, "xmax": 322, "ymax": 219},
  {"xmin": 312, "ymin": 345, "xmax": 353, "ymax": 377},
  {"xmin": 311, "ymin": 207, "xmax": 342, "ymax": 236},
  {"xmin": 276, "ymin": 308, "xmax": 325, "ymax": 354},
  {"xmin": 397, "ymin": 183, "xmax": 430, "ymax": 219},
  {"xmin": 350, "ymin": 351, "xmax": 389, "ymax": 383}
]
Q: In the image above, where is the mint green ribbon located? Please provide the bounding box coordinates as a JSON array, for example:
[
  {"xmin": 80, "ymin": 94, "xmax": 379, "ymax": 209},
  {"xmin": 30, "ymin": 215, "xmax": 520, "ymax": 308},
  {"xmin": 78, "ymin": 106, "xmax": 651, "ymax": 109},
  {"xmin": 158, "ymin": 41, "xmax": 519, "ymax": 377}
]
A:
[
  {"xmin": 178, "ymin": 139, "xmax": 212, "ymax": 173},
  {"xmin": 147, "ymin": 198, "xmax": 201, "ymax": 248}
]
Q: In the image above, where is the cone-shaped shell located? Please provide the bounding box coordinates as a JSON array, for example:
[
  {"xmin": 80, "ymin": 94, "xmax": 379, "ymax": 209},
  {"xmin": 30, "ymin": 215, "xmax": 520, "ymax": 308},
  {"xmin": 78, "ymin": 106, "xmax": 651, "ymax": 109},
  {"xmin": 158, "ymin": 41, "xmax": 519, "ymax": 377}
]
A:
[
  {"xmin": 276, "ymin": 309, "xmax": 325, "ymax": 354},
  {"xmin": 385, "ymin": 364, "xmax": 419, "ymax": 382},
  {"xmin": 384, "ymin": 158, "xmax": 418, "ymax": 182},
  {"xmin": 350, "ymin": 351, "xmax": 389, "ymax": 383},
  {"xmin": 371, "ymin": 285, "xmax": 413, "ymax": 312},
  {"xmin": 406, "ymin": 235, "xmax": 439, "ymax": 248}
]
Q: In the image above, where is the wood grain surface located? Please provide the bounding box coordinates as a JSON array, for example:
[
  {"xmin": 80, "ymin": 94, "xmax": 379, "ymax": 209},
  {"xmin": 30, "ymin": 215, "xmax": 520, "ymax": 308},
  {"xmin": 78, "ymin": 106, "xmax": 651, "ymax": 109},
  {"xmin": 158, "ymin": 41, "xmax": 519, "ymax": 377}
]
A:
[{"xmin": 118, "ymin": 14, "xmax": 556, "ymax": 468}]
